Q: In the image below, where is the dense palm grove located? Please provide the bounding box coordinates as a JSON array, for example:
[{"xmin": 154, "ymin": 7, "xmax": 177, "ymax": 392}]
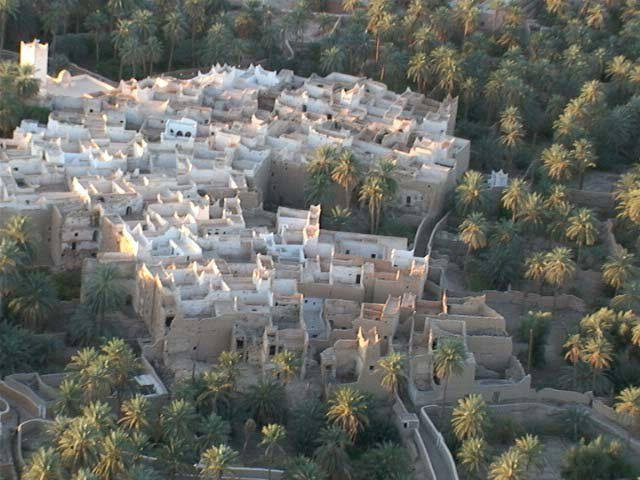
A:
[{"xmin": 19, "ymin": 340, "xmax": 412, "ymax": 479}]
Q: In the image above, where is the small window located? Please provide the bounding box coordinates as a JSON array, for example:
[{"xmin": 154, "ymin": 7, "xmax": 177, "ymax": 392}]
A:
[
  {"xmin": 345, "ymin": 249, "xmax": 350, "ymax": 255},
  {"xmin": 185, "ymin": 131, "xmax": 192, "ymax": 137},
  {"xmin": 71, "ymin": 242, "xmax": 76, "ymax": 250},
  {"xmin": 369, "ymin": 365, "xmax": 375, "ymax": 371},
  {"xmin": 269, "ymin": 345, "xmax": 276, "ymax": 356},
  {"xmin": 165, "ymin": 315, "xmax": 175, "ymax": 327},
  {"xmin": 74, "ymin": 232, "xmax": 78, "ymax": 237},
  {"xmin": 371, "ymin": 253, "xmax": 376, "ymax": 259},
  {"xmin": 406, "ymin": 196, "xmax": 411, "ymax": 205},
  {"xmin": 355, "ymin": 274, "xmax": 361, "ymax": 283},
  {"xmin": 236, "ymin": 339, "xmax": 244, "ymax": 349}
]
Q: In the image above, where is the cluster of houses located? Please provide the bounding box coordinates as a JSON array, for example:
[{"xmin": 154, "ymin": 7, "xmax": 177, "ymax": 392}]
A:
[{"xmin": 0, "ymin": 40, "xmax": 529, "ymax": 404}]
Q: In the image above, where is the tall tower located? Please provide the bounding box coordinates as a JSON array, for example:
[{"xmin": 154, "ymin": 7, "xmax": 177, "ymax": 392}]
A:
[{"xmin": 20, "ymin": 39, "xmax": 48, "ymax": 84}]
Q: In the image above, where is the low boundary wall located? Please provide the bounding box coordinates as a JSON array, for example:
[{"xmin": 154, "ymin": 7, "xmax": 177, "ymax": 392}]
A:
[{"xmin": 419, "ymin": 407, "xmax": 459, "ymax": 480}]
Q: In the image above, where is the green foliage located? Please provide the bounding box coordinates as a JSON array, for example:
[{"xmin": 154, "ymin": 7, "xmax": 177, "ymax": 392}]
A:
[
  {"xmin": 52, "ymin": 270, "xmax": 82, "ymax": 301},
  {"xmin": 516, "ymin": 311, "xmax": 551, "ymax": 368},
  {"xmin": 561, "ymin": 435, "xmax": 636, "ymax": 480},
  {"xmin": 288, "ymin": 398, "xmax": 327, "ymax": 456},
  {"xmin": 353, "ymin": 441, "xmax": 412, "ymax": 480},
  {"xmin": 0, "ymin": 321, "xmax": 62, "ymax": 376}
]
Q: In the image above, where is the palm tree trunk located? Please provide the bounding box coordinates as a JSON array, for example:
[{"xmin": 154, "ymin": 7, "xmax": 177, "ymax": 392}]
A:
[
  {"xmin": 592, "ymin": 368, "xmax": 597, "ymax": 393},
  {"xmin": 573, "ymin": 362, "xmax": 578, "ymax": 390},
  {"xmin": 579, "ymin": 171, "xmax": 585, "ymax": 190},
  {"xmin": 0, "ymin": 12, "xmax": 6, "ymax": 51},
  {"xmin": 375, "ymin": 34, "xmax": 380, "ymax": 64},
  {"xmin": 119, "ymin": 57, "xmax": 123, "ymax": 79},
  {"xmin": 191, "ymin": 28, "xmax": 197, "ymax": 67},
  {"xmin": 345, "ymin": 186, "xmax": 350, "ymax": 208},
  {"xmin": 168, "ymin": 40, "xmax": 175, "ymax": 71},
  {"xmin": 95, "ymin": 34, "xmax": 100, "ymax": 65}
]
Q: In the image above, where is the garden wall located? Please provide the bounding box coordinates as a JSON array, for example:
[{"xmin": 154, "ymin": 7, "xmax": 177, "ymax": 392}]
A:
[
  {"xmin": 484, "ymin": 290, "xmax": 587, "ymax": 313},
  {"xmin": 0, "ymin": 381, "xmax": 43, "ymax": 419},
  {"xmin": 419, "ymin": 407, "xmax": 460, "ymax": 480}
]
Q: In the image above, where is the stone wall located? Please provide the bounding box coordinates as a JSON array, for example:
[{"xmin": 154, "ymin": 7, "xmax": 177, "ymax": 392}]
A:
[
  {"xmin": 420, "ymin": 407, "xmax": 459, "ymax": 480},
  {"xmin": 484, "ymin": 290, "xmax": 587, "ymax": 313}
]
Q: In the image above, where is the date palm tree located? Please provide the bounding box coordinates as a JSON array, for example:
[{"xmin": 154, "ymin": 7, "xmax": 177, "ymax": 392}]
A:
[
  {"xmin": 545, "ymin": 247, "xmax": 576, "ymax": 310},
  {"xmin": 285, "ymin": 456, "xmax": 327, "ymax": 480},
  {"xmin": 525, "ymin": 252, "xmax": 547, "ymax": 295},
  {"xmin": 84, "ymin": 11, "xmax": 109, "ymax": 65},
  {"xmin": 216, "ymin": 350, "xmax": 241, "ymax": 389},
  {"xmin": 377, "ymin": 352, "xmax": 406, "ymax": 395},
  {"xmin": 260, "ymin": 423, "xmax": 286, "ymax": 480},
  {"xmin": 331, "ymin": 150, "xmax": 360, "ymax": 208},
  {"xmin": 514, "ymin": 434, "xmax": 543, "ymax": 473},
  {"xmin": 244, "ymin": 377, "xmax": 286, "ymax": 426},
  {"xmin": 571, "ymin": 138, "xmax": 597, "ymax": 190},
  {"xmin": 160, "ymin": 399, "xmax": 197, "ymax": 444},
  {"xmin": 119, "ymin": 395, "xmax": 150, "ymax": 432},
  {"xmin": 199, "ymin": 370, "xmax": 233, "ymax": 415},
  {"xmin": 199, "ymin": 444, "xmax": 239, "ymax": 480},
  {"xmin": 455, "ymin": 170, "xmax": 487, "ymax": 215},
  {"xmin": 55, "ymin": 378, "xmax": 82, "ymax": 416},
  {"xmin": 0, "ymin": 0, "xmax": 19, "ymax": 51},
  {"xmin": 458, "ymin": 437, "xmax": 487, "ymax": 478},
  {"xmin": 82, "ymin": 401, "xmax": 115, "ymax": 433},
  {"xmin": 517, "ymin": 192, "xmax": 545, "ymax": 232},
  {"xmin": 320, "ymin": 46, "xmax": 347, "ymax": 74},
  {"xmin": 563, "ymin": 334, "xmax": 582, "ymax": 390},
  {"xmin": 451, "ymin": 394, "xmax": 488, "ymax": 441},
  {"xmin": 101, "ymin": 338, "xmax": 138, "ymax": 397},
  {"xmin": 273, "ymin": 349, "xmax": 300, "ymax": 383},
  {"xmin": 313, "ymin": 426, "xmax": 351, "ymax": 480},
  {"xmin": 9, "ymin": 270, "xmax": 56, "ymax": 331},
  {"xmin": 454, "ymin": 0, "xmax": 480, "ymax": 40},
  {"xmin": 326, "ymin": 206, "xmax": 352, "ymax": 231},
  {"xmin": 163, "ymin": 10, "xmax": 186, "ymax": 71},
  {"xmin": 430, "ymin": 45, "xmax": 462, "ymax": 96},
  {"xmin": 602, "ymin": 250, "xmax": 636, "ymax": 294},
  {"xmin": 23, "ymin": 447, "xmax": 63, "ymax": 480},
  {"xmin": 581, "ymin": 336, "xmax": 613, "ymax": 392},
  {"xmin": 1, "ymin": 214, "xmax": 35, "ymax": 260},
  {"xmin": 359, "ymin": 175, "xmax": 385, "ymax": 234},
  {"xmin": 306, "ymin": 145, "xmax": 337, "ymax": 205},
  {"xmin": 499, "ymin": 106, "xmax": 525, "ymax": 171},
  {"xmin": 542, "ymin": 144, "xmax": 572, "ymax": 183},
  {"xmin": 488, "ymin": 447, "xmax": 525, "ymax": 480},
  {"xmin": 366, "ymin": 0, "xmax": 393, "ymax": 64},
  {"xmin": 57, "ymin": 417, "xmax": 100, "ymax": 471},
  {"xmin": 434, "ymin": 337, "xmax": 465, "ymax": 424},
  {"xmin": 0, "ymin": 237, "xmax": 24, "ymax": 321},
  {"xmin": 198, "ymin": 414, "xmax": 231, "ymax": 452},
  {"xmin": 407, "ymin": 52, "xmax": 428, "ymax": 93},
  {"xmin": 615, "ymin": 386, "xmax": 640, "ymax": 430},
  {"xmin": 501, "ymin": 178, "xmax": 528, "ymax": 221},
  {"xmin": 85, "ymin": 263, "xmax": 125, "ymax": 336},
  {"xmin": 92, "ymin": 429, "xmax": 132, "ymax": 480},
  {"xmin": 327, "ymin": 386, "xmax": 370, "ymax": 442},
  {"xmin": 459, "ymin": 212, "xmax": 489, "ymax": 277},
  {"xmin": 565, "ymin": 208, "xmax": 597, "ymax": 265}
]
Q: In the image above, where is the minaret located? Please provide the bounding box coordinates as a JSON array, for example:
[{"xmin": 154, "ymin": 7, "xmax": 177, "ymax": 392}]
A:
[{"xmin": 20, "ymin": 39, "xmax": 48, "ymax": 85}]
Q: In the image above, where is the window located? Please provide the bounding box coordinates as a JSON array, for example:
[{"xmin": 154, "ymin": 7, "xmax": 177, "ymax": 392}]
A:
[
  {"xmin": 371, "ymin": 253, "xmax": 376, "ymax": 259},
  {"xmin": 92, "ymin": 230, "xmax": 98, "ymax": 241},
  {"xmin": 185, "ymin": 131, "xmax": 192, "ymax": 137},
  {"xmin": 406, "ymin": 196, "xmax": 411, "ymax": 205},
  {"xmin": 355, "ymin": 274, "xmax": 361, "ymax": 284},
  {"xmin": 236, "ymin": 339, "xmax": 244, "ymax": 349},
  {"xmin": 165, "ymin": 315, "xmax": 175, "ymax": 327},
  {"xmin": 369, "ymin": 365, "xmax": 374, "ymax": 371},
  {"xmin": 269, "ymin": 345, "xmax": 276, "ymax": 356},
  {"xmin": 345, "ymin": 249, "xmax": 350, "ymax": 254},
  {"xmin": 71, "ymin": 242, "xmax": 76, "ymax": 250}
]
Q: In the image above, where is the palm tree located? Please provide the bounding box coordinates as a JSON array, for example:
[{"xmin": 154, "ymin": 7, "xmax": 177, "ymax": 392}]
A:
[
  {"xmin": 199, "ymin": 370, "xmax": 233, "ymax": 415},
  {"xmin": 0, "ymin": 237, "xmax": 24, "ymax": 321},
  {"xmin": 198, "ymin": 414, "xmax": 231, "ymax": 452},
  {"xmin": 542, "ymin": 144, "xmax": 572, "ymax": 183},
  {"xmin": 501, "ymin": 178, "xmax": 528, "ymax": 221},
  {"xmin": 581, "ymin": 336, "xmax": 613, "ymax": 392},
  {"xmin": 454, "ymin": 0, "xmax": 480, "ymax": 40},
  {"xmin": 342, "ymin": 0, "xmax": 360, "ymax": 12},
  {"xmin": 366, "ymin": 0, "xmax": 393, "ymax": 64},
  {"xmin": 217, "ymin": 350, "xmax": 241, "ymax": 389},
  {"xmin": 57, "ymin": 417, "xmax": 100, "ymax": 471},
  {"xmin": 1, "ymin": 215, "xmax": 35, "ymax": 260},
  {"xmin": 161, "ymin": 399, "xmax": 197, "ymax": 443},
  {"xmin": 119, "ymin": 395, "xmax": 150, "ymax": 432},
  {"xmin": 23, "ymin": 447, "xmax": 63, "ymax": 480},
  {"xmin": 499, "ymin": 106, "xmax": 525, "ymax": 171},
  {"xmin": 112, "ymin": 18, "xmax": 135, "ymax": 78},
  {"xmin": 488, "ymin": 447, "xmax": 525, "ymax": 480},
  {"xmin": 377, "ymin": 352, "xmax": 406, "ymax": 395},
  {"xmin": 359, "ymin": 176, "xmax": 385, "ymax": 234},
  {"xmin": 517, "ymin": 192, "xmax": 546, "ymax": 232},
  {"xmin": 455, "ymin": 170, "xmax": 487, "ymax": 215},
  {"xmin": 163, "ymin": 10, "xmax": 186, "ymax": 71},
  {"xmin": 565, "ymin": 208, "xmax": 598, "ymax": 265},
  {"xmin": 243, "ymin": 418, "xmax": 256, "ymax": 453},
  {"xmin": 458, "ymin": 437, "xmax": 487, "ymax": 478},
  {"xmin": 101, "ymin": 338, "xmax": 138, "ymax": 397},
  {"xmin": 0, "ymin": 0, "xmax": 19, "ymax": 51},
  {"xmin": 545, "ymin": 185, "xmax": 568, "ymax": 210},
  {"xmin": 326, "ymin": 206, "xmax": 352, "ymax": 231},
  {"xmin": 514, "ymin": 434, "xmax": 542, "ymax": 472},
  {"xmin": 306, "ymin": 146, "xmax": 337, "ymax": 205},
  {"xmin": 571, "ymin": 139, "xmax": 597, "ymax": 190},
  {"xmin": 84, "ymin": 11, "xmax": 109, "ymax": 65},
  {"xmin": 429, "ymin": 45, "xmax": 462, "ymax": 96},
  {"xmin": 273, "ymin": 349, "xmax": 300, "ymax": 383},
  {"xmin": 85, "ymin": 263, "xmax": 125, "ymax": 335},
  {"xmin": 320, "ymin": 46, "xmax": 347, "ymax": 74},
  {"xmin": 451, "ymin": 394, "xmax": 488, "ymax": 441},
  {"xmin": 260, "ymin": 424, "xmax": 286, "ymax": 479},
  {"xmin": 563, "ymin": 334, "xmax": 582, "ymax": 390},
  {"xmin": 331, "ymin": 150, "xmax": 360, "ymax": 208},
  {"xmin": 615, "ymin": 386, "xmax": 640, "ymax": 429},
  {"xmin": 490, "ymin": 220, "xmax": 519, "ymax": 246},
  {"xmin": 92, "ymin": 429, "xmax": 131, "ymax": 480},
  {"xmin": 244, "ymin": 377, "xmax": 287, "ymax": 426},
  {"xmin": 199, "ymin": 444, "xmax": 239, "ymax": 480},
  {"xmin": 55, "ymin": 378, "xmax": 82, "ymax": 416},
  {"xmin": 314, "ymin": 426, "xmax": 351, "ymax": 480},
  {"xmin": 71, "ymin": 469, "xmax": 100, "ymax": 480},
  {"xmin": 602, "ymin": 250, "xmax": 636, "ymax": 294},
  {"xmin": 81, "ymin": 361, "xmax": 114, "ymax": 402},
  {"xmin": 459, "ymin": 212, "xmax": 489, "ymax": 277},
  {"xmin": 525, "ymin": 252, "xmax": 547, "ymax": 295},
  {"xmin": 9, "ymin": 271, "xmax": 57, "ymax": 331},
  {"xmin": 327, "ymin": 386, "xmax": 369, "ymax": 442},
  {"xmin": 285, "ymin": 456, "xmax": 327, "ymax": 480},
  {"xmin": 407, "ymin": 52, "xmax": 428, "ymax": 93},
  {"xmin": 82, "ymin": 401, "xmax": 115, "ymax": 432},
  {"xmin": 145, "ymin": 36, "xmax": 164, "ymax": 75},
  {"xmin": 544, "ymin": 247, "xmax": 576, "ymax": 312},
  {"xmin": 433, "ymin": 337, "xmax": 466, "ymax": 423}
]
